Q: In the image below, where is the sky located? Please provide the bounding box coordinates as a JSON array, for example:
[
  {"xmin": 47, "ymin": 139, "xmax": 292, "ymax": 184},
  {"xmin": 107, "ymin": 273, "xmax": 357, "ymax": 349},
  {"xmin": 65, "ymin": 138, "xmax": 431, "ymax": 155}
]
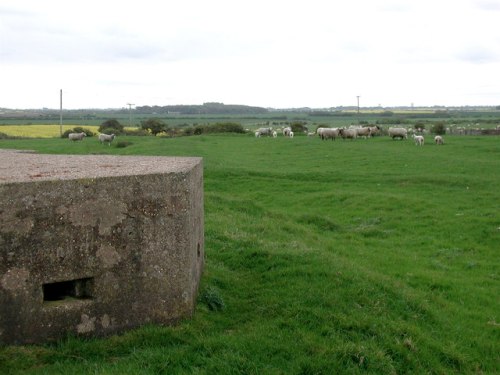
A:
[{"xmin": 1, "ymin": 0, "xmax": 499, "ymax": 109}]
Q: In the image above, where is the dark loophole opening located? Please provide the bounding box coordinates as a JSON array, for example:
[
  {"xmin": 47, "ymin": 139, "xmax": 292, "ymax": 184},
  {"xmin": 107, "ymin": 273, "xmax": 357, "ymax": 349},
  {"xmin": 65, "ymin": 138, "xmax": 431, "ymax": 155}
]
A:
[
  {"xmin": 43, "ymin": 277, "xmax": 94, "ymax": 302},
  {"xmin": 197, "ymin": 243, "xmax": 201, "ymax": 257}
]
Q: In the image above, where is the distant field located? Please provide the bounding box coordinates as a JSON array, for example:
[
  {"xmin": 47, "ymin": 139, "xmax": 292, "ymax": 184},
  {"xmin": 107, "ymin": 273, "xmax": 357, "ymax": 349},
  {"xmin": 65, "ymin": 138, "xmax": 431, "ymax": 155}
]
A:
[
  {"xmin": 1, "ymin": 109, "xmax": 499, "ymax": 130},
  {"xmin": 0, "ymin": 125, "xmax": 142, "ymax": 138},
  {"xmin": 0, "ymin": 125, "xmax": 100, "ymax": 138},
  {"xmin": 0, "ymin": 134, "xmax": 499, "ymax": 374}
]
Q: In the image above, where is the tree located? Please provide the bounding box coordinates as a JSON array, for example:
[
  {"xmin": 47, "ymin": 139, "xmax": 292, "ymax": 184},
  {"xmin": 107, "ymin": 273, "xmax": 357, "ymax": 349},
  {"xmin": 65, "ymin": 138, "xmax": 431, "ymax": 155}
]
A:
[
  {"xmin": 141, "ymin": 118, "xmax": 168, "ymax": 136},
  {"xmin": 99, "ymin": 119, "xmax": 124, "ymax": 134}
]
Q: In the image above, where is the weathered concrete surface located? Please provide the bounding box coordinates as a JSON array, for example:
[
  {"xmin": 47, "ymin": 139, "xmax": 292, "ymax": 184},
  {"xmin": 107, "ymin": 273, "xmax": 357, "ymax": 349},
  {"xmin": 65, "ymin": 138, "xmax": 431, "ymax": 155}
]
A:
[{"xmin": 0, "ymin": 150, "xmax": 204, "ymax": 344}]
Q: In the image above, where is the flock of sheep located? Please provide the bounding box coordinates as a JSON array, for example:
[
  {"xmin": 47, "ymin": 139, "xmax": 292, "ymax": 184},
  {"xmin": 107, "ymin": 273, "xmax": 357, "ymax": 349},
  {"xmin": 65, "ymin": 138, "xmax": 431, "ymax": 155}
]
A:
[
  {"xmin": 69, "ymin": 126, "xmax": 445, "ymax": 146},
  {"xmin": 255, "ymin": 125, "xmax": 445, "ymax": 145},
  {"xmin": 68, "ymin": 132, "xmax": 116, "ymax": 145}
]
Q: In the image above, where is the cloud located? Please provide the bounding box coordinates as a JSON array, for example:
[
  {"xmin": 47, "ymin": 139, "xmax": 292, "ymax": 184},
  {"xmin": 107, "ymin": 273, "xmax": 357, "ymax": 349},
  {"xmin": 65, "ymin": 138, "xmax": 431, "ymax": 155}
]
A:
[
  {"xmin": 456, "ymin": 46, "xmax": 500, "ymax": 64},
  {"xmin": 474, "ymin": 0, "xmax": 500, "ymax": 11},
  {"xmin": 1, "ymin": 0, "xmax": 500, "ymax": 108}
]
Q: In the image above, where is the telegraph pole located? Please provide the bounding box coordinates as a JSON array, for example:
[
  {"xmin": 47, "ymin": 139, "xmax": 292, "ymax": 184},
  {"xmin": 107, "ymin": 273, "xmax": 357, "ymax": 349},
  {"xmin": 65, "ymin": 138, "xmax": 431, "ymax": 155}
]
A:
[
  {"xmin": 356, "ymin": 95, "xmax": 360, "ymax": 114},
  {"xmin": 59, "ymin": 89, "xmax": 63, "ymax": 137},
  {"xmin": 127, "ymin": 103, "xmax": 135, "ymax": 127}
]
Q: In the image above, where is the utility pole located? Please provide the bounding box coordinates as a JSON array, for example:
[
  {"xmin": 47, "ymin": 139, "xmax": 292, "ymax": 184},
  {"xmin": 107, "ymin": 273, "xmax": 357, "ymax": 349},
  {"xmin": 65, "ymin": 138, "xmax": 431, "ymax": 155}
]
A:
[
  {"xmin": 356, "ymin": 95, "xmax": 360, "ymax": 114},
  {"xmin": 127, "ymin": 103, "xmax": 135, "ymax": 127},
  {"xmin": 59, "ymin": 89, "xmax": 63, "ymax": 137}
]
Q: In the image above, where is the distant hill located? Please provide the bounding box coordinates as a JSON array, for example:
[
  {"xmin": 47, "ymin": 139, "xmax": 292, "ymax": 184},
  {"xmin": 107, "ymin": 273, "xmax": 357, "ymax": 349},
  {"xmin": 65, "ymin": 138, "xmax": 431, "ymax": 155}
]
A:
[{"xmin": 136, "ymin": 102, "xmax": 269, "ymax": 115}]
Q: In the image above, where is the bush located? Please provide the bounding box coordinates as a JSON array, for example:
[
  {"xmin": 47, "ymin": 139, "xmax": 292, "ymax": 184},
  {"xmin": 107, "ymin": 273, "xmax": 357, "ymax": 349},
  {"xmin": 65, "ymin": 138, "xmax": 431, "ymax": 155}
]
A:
[
  {"xmin": 122, "ymin": 128, "xmax": 150, "ymax": 136},
  {"xmin": 432, "ymin": 122, "xmax": 447, "ymax": 135},
  {"xmin": 193, "ymin": 126, "xmax": 205, "ymax": 135},
  {"xmin": 291, "ymin": 121, "xmax": 308, "ymax": 134},
  {"xmin": 140, "ymin": 118, "xmax": 168, "ymax": 136},
  {"xmin": 183, "ymin": 127, "xmax": 194, "ymax": 136},
  {"xmin": 61, "ymin": 127, "xmax": 94, "ymax": 138},
  {"xmin": 0, "ymin": 132, "xmax": 8, "ymax": 139},
  {"xmin": 189, "ymin": 122, "xmax": 245, "ymax": 136},
  {"xmin": 115, "ymin": 141, "xmax": 133, "ymax": 148},
  {"xmin": 99, "ymin": 119, "xmax": 124, "ymax": 134}
]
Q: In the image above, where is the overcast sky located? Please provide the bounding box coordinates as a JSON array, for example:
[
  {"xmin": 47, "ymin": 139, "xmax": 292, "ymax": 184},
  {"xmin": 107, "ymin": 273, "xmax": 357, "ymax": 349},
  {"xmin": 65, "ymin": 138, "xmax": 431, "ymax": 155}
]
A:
[{"xmin": 1, "ymin": 0, "xmax": 499, "ymax": 109}]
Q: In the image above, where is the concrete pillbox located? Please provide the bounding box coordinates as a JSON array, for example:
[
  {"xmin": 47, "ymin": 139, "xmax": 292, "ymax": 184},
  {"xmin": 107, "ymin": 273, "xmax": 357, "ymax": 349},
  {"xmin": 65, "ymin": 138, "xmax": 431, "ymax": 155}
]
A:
[{"xmin": 0, "ymin": 150, "xmax": 204, "ymax": 344}]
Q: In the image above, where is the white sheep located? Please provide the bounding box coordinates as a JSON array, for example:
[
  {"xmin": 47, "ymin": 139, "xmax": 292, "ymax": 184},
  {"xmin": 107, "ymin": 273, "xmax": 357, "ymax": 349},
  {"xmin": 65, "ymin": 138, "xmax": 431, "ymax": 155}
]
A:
[
  {"xmin": 339, "ymin": 128, "xmax": 357, "ymax": 140},
  {"xmin": 434, "ymin": 135, "xmax": 444, "ymax": 145},
  {"xmin": 272, "ymin": 131, "xmax": 277, "ymax": 138},
  {"xmin": 351, "ymin": 126, "xmax": 371, "ymax": 138},
  {"xmin": 320, "ymin": 128, "xmax": 339, "ymax": 141},
  {"xmin": 282, "ymin": 127, "xmax": 292, "ymax": 137},
  {"xmin": 98, "ymin": 133, "xmax": 115, "ymax": 145},
  {"xmin": 388, "ymin": 127, "xmax": 408, "ymax": 140},
  {"xmin": 255, "ymin": 127, "xmax": 273, "ymax": 137},
  {"xmin": 289, "ymin": 131, "xmax": 294, "ymax": 138},
  {"xmin": 255, "ymin": 131, "xmax": 261, "ymax": 138},
  {"xmin": 413, "ymin": 134, "xmax": 424, "ymax": 146},
  {"xmin": 316, "ymin": 127, "xmax": 326, "ymax": 138},
  {"xmin": 68, "ymin": 132, "xmax": 87, "ymax": 141}
]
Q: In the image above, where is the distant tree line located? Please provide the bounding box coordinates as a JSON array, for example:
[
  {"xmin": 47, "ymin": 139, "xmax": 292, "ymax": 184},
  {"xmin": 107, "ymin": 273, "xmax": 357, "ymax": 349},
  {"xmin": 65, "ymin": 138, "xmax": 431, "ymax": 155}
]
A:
[{"xmin": 136, "ymin": 102, "xmax": 269, "ymax": 115}]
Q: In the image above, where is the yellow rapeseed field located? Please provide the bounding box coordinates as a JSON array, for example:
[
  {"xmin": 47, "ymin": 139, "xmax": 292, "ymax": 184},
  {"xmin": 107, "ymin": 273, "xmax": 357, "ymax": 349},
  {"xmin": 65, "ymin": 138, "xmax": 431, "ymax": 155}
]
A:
[{"xmin": 0, "ymin": 125, "xmax": 101, "ymax": 138}]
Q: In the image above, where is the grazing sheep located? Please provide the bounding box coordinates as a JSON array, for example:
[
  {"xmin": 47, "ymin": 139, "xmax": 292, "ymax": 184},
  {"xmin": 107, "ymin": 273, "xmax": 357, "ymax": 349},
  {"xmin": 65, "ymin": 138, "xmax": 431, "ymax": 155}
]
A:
[
  {"xmin": 255, "ymin": 131, "xmax": 261, "ymax": 138},
  {"xmin": 98, "ymin": 133, "xmax": 115, "ymax": 145},
  {"xmin": 289, "ymin": 131, "xmax": 294, "ymax": 138},
  {"xmin": 388, "ymin": 127, "xmax": 408, "ymax": 140},
  {"xmin": 255, "ymin": 127, "xmax": 273, "ymax": 137},
  {"xmin": 320, "ymin": 127, "xmax": 339, "ymax": 141},
  {"xmin": 413, "ymin": 134, "xmax": 424, "ymax": 146},
  {"xmin": 338, "ymin": 128, "xmax": 357, "ymax": 140},
  {"xmin": 434, "ymin": 135, "xmax": 444, "ymax": 145},
  {"xmin": 352, "ymin": 126, "xmax": 371, "ymax": 138},
  {"xmin": 282, "ymin": 127, "xmax": 292, "ymax": 137},
  {"xmin": 68, "ymin": 132, "xmax": 86, "ymax": 141},
  {"xmin": 307, "ymin": 132, "xmax": 316, "ymax": 137},
  {"xmin": 368, "ymin": 125, "xmax": 381, "ymax": 136},
  {"xmin": 272, "ymin": 131, "xmax": 277, "ymax": 138},
  {"xmin": 316, "ymin": 127, "xmax": 326, "ymax": 138}
]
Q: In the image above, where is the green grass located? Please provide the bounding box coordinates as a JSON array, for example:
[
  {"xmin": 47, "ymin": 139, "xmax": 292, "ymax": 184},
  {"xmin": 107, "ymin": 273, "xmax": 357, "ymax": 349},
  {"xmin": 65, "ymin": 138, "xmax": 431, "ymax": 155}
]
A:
[{"xmin": 1, "ymin": 134, "xmax": 499, "ymax": 374}]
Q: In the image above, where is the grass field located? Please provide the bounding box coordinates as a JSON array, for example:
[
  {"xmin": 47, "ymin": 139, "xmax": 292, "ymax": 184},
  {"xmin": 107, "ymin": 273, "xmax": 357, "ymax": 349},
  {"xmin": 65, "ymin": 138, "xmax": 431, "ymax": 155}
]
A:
[{"xmin": 0, "ymin": 134, "xmax": 499, "ymax": 374}]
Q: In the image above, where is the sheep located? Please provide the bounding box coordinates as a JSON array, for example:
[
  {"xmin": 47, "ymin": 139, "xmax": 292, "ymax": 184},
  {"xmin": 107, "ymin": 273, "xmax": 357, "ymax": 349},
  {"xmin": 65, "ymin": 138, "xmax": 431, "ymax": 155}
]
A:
[
  {"xmin": 413, "ymin": 134, "xmax": 424, "ymax": 146},
  {"xmin": 255, "ymin": 131, "xmax": 261, "ymax": 138},
  {"xmin": 255, "ymin": 127, "xmax": 273, "ymax": 137},
  {"xmin": 68, "ymin": 132, "xmax": 87, "ymax": 141},
  {"xmin": 434, "ymin": 135, "xmax": 444, "ymax": 145},
  {"xmin": 349, "ymin": 125, "xmax": 371, "ymax": 138},
  {"xmin": 316, "ymin": 127, "xmax": 327, "ymax": 138},
  {"xmin": 338, "ymin": 128, "xmax": 357, "ymax": 140},
  {"xmin": 320, "ymin": 127, "xmax": 339, "ymax": 141},
  {"xmin": 98, "ymin": 133, "xmax": 115, "ymax": 145},
  {"xmin": 388, "ymin": 127, "xmax": 408, "ymax": 140},
  {"xmin": 289, "ymin": 131, "xmax": 294, "ymax": 138},
  {"xmin": 282, "ymin": 127, "xmax": 292, "ymax": 137},
  {"xmin": 272, "ymin": 131, "xmax": 277, "ymax": 138},
  {"xmin": 368, "ymin": 125, "xmax": 381, "ymax": 136}
]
